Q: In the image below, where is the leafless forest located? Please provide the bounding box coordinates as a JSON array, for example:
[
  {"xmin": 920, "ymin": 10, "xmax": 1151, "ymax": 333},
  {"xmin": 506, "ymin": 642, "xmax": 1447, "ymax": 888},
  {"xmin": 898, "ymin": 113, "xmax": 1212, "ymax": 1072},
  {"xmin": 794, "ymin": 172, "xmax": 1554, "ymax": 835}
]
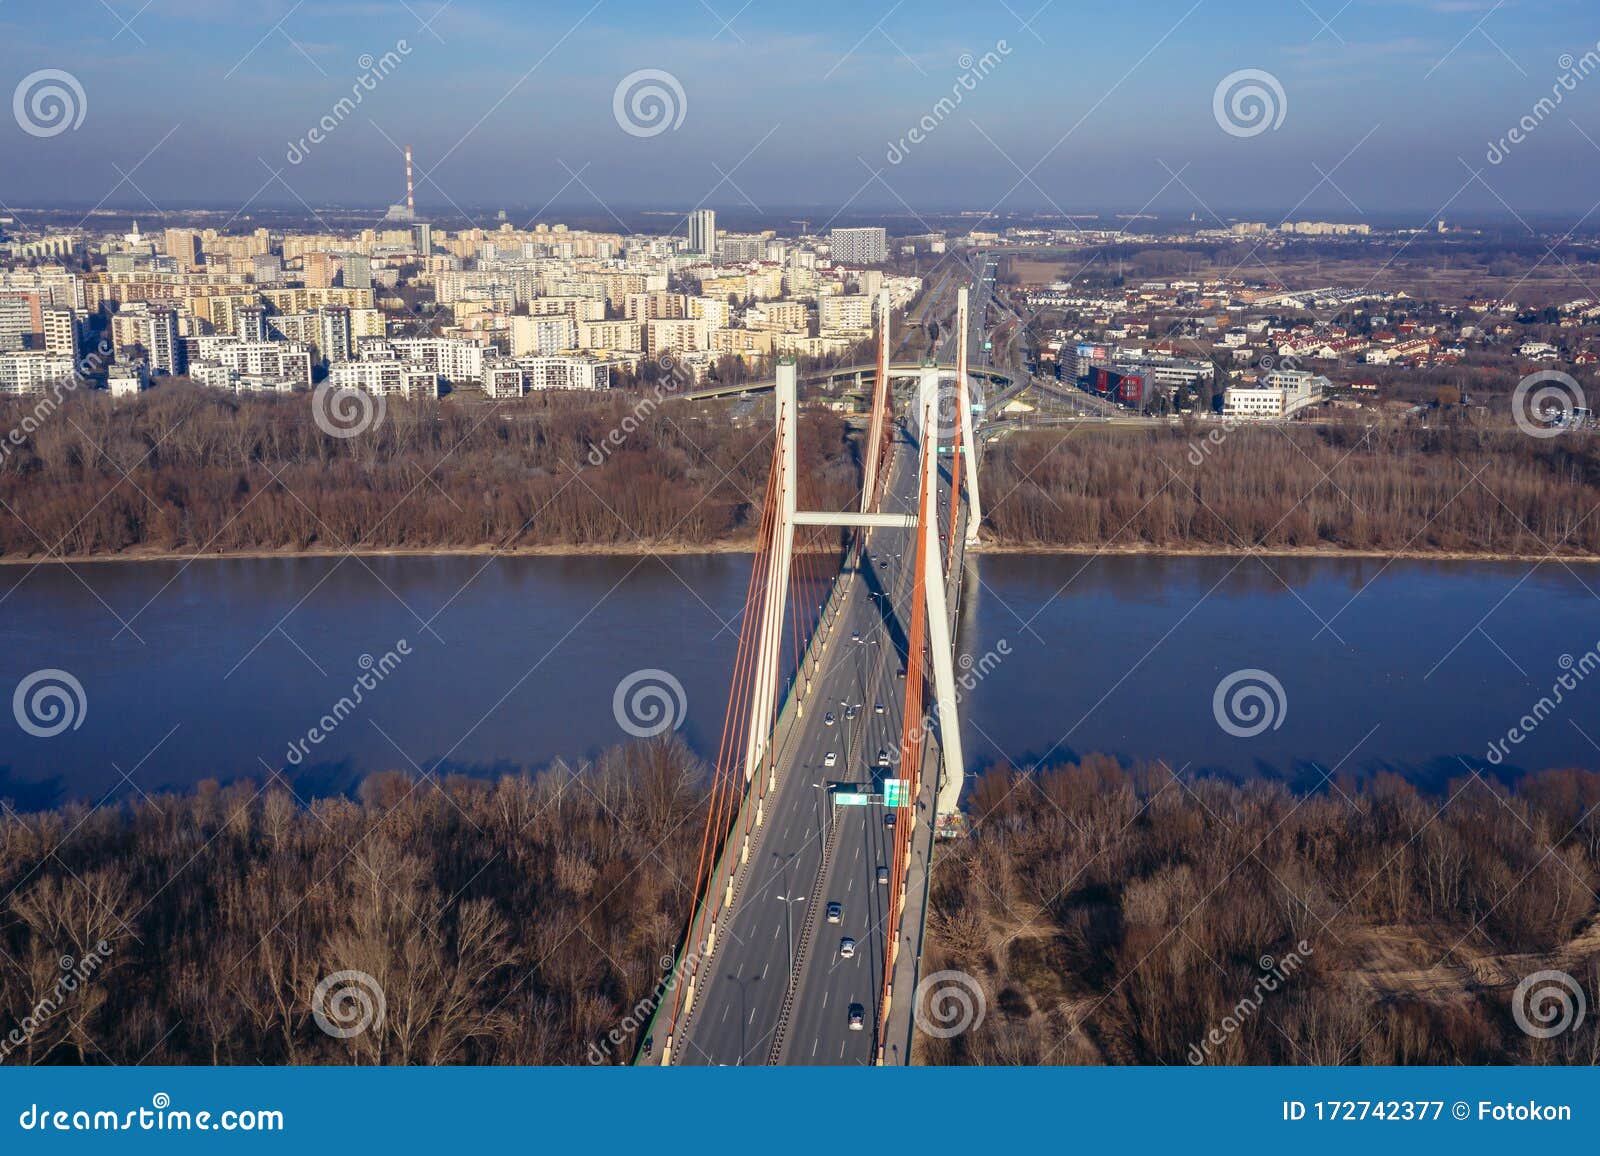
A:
[
  {"xmin": 0, "ymin": 386, "xmax": 857, "ymax": 558},
  {"xmin": 921, "ymin": 758, "xmax": 1600, "ymax": 1065},
  {"xmin": 0, "ymin": 740, "xmax": 705, "ymax": 1065},
  {"xmin": 7, "ymin": 387, "xmax": 1597, "ymax": 560},
  {"xmin": 985, "ymin": 422, "xmax": 1600, "ymax": 555},
  {"xmin": 7, "ymin": 745, "xmax": 1600, "ymax": 1065}
]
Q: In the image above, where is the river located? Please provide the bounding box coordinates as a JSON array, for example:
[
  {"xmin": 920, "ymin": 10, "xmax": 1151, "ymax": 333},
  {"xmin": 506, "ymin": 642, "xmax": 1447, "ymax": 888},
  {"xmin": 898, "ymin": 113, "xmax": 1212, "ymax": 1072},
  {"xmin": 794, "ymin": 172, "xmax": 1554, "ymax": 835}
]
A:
[{"xmin": 1, "ymin": 552, "xmax": 1596, "ymax": 808}]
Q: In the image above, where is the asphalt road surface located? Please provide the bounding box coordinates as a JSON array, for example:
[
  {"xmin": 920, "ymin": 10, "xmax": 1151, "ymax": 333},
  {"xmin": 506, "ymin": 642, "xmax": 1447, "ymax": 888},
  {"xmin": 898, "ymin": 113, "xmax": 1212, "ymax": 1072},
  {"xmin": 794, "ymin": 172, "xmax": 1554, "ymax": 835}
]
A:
[{"xmin": 670, "ymin": 269, "xmax": 983, "ymax": 1066}]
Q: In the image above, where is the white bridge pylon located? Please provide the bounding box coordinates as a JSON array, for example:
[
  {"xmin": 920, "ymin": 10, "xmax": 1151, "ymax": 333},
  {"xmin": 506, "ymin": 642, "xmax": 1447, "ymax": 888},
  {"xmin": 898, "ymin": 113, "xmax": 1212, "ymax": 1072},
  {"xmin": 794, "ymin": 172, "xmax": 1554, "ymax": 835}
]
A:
[
  {"xmin": 860, "ymin": 288, "xmax": 891, "ymax": 514},
  {"xmin": 742, "ymin": 337, "xmax": 977, "ymax": 815},
  {"xmin": 953, "ymin": 286, "xmax": 982, "ymax": 547}
]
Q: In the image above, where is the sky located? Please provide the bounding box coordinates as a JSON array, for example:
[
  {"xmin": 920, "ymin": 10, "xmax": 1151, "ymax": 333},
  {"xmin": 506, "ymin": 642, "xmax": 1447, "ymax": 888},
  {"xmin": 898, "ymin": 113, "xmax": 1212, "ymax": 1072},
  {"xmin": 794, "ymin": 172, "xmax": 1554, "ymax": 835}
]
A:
[{"xmin": 3, "ymin": 0, "xmax": 1600, "ymax": 225}]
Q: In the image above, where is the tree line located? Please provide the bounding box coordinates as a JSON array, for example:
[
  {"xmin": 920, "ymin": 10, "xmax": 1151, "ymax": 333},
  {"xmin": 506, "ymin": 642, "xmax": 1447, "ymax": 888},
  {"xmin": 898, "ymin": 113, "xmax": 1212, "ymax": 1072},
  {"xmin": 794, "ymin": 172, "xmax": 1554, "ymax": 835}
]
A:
[
  {"xmin": 920, "ymin": 757, "xmax": 1600, "ymax": 1065},
  {"xmin": 0, "ymin": 385, "xmax": 858, "ymax": 558},
  {"xmin": 7, "ymin": 744, "xmax": 1599, "ymax": 1065},
  {"xmin": 0, "ymin": 740, "xmax": 706, "ymax": 1065},
  {"xmin": 984, "ymin": 421, "xmax": 1600, "ymax": 555}
]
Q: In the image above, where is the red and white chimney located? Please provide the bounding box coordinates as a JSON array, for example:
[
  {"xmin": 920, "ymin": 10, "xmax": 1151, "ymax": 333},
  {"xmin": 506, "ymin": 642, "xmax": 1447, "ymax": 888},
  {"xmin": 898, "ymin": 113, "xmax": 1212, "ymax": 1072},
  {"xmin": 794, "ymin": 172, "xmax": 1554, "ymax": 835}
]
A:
[{"xmin": 405, "ymin": 144, "xmax": 415, "ymax": 217}]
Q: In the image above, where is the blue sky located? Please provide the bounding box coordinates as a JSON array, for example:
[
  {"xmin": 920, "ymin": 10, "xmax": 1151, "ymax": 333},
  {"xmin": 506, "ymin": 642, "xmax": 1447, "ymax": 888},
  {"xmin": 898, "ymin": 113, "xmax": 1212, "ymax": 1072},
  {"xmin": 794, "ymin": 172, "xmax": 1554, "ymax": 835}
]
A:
[{"xmin": 2, "ymin": 0, "xmax": 1599, "ymax": 221}]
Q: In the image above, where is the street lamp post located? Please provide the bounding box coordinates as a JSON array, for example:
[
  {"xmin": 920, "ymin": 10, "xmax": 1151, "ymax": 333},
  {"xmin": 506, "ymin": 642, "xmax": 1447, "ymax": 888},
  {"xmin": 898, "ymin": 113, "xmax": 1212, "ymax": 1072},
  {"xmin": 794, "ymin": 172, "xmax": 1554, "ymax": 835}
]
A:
[
  {"xmin": 774, "ymin": 893, "xmax": 806, "ymax": 984},
  {"xmin": 727, "ymin": 972, "xmax": 761, "ymax": 1066},
  {"xmin": 810, "ymin": 781, "xmax": 828, "ymax": 857}
]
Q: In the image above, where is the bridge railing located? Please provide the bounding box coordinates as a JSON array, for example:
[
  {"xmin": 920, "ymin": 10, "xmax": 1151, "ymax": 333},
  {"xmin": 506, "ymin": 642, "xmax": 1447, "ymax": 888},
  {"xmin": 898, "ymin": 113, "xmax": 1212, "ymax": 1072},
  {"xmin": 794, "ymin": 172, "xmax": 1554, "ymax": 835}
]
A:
[{"xmin": 646, "ymin": 544, "xmax": 854, "ymax": 1063}]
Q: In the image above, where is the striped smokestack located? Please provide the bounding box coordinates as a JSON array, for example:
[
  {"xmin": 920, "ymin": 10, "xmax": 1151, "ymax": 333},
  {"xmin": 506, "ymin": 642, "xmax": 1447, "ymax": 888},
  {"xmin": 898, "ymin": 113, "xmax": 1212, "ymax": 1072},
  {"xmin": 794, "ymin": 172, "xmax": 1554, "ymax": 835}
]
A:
[{"xmin": 405, "ymin": 144, "xmax": 414, "ymax": 216}]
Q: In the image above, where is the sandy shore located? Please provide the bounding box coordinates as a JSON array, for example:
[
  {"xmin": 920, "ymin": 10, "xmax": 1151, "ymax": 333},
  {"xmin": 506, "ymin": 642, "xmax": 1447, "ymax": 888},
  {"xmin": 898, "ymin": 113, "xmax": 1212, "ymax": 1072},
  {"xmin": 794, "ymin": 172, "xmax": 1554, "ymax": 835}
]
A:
[{"xmin": 4, "ymin": 540, "xmax": 1598, "ymax": 566}]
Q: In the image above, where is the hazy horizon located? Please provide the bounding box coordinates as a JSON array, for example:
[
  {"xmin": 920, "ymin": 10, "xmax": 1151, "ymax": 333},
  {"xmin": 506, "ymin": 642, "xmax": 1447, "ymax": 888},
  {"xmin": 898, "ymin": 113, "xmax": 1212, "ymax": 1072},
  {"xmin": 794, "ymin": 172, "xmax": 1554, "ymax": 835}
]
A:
[{"xmin": 5, "ymin": 0, "xmax": 1600, "ymax": 223}]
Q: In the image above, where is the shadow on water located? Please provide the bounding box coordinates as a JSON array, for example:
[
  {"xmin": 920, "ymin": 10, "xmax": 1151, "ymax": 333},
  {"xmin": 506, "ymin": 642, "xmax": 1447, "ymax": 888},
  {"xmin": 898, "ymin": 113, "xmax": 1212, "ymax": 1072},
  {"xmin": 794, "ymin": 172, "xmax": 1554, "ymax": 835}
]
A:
[{"xmin": 0, "ymin": 764, "xmax": 65, "ymax": 813}]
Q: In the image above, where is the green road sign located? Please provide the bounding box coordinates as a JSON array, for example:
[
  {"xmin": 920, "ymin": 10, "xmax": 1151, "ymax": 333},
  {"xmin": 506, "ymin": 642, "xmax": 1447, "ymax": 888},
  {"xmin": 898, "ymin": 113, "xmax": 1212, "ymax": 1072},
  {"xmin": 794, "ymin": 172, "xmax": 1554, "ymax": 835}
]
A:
[
  {"xmin": 834, "ymin": 792, "xmax": 873, "ymax": 807},
  {"xmin": 883, "ymin": 779, "xmax": 908, "ymax": 808}
]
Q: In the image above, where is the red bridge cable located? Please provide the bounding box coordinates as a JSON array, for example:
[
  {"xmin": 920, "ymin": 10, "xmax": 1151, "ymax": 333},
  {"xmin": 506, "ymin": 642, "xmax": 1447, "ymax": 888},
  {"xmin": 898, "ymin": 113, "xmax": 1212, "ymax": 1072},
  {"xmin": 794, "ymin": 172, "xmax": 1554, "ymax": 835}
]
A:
[{"xmin": 665, "ymin": 434, "xmax": 781, "ymax": 1045}]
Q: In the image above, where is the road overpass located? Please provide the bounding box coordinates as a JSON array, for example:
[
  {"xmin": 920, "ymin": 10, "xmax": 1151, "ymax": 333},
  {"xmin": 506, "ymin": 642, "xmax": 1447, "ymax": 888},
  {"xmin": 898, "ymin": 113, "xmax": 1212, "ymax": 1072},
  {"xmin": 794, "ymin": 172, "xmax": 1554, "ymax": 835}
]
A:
[
  {"xmin": 647, "ymin": 264, "xmax": 992, "ymax": 1066},
  {"xmin": 683, "ymin": 361, "xmax": 1013, "ymax": 402}
]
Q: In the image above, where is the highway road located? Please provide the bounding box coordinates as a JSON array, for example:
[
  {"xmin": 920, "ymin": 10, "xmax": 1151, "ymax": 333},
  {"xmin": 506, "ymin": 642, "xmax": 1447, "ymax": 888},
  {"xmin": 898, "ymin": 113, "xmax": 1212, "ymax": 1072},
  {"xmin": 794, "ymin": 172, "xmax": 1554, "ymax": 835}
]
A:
[
  {"xmin": 669, "ymin": 432, "xmax": 925, "ymax": 1065},
  {"xmin": 668, "ymin": 262, "xmax": 988, "ymax": 1066}
]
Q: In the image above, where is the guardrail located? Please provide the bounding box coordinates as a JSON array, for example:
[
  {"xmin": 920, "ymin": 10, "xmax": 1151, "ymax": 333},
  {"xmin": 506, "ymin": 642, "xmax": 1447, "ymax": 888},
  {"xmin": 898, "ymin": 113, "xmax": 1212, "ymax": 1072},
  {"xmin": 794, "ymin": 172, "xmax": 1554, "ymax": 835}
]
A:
[{"xmin": 647, "ymin": 545, "xmax": 854, "ymax": 1063}]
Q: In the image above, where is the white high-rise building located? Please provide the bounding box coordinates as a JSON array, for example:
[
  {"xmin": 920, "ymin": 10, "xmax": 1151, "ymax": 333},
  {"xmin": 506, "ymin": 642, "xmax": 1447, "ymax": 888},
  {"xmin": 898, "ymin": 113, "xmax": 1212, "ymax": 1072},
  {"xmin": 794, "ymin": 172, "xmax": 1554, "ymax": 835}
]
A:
[
  {"xmin": 829, "ymin": 227, "xmax": 888, "ymax": 265},
  {"xmin": 111, "ymin": 306, "xmax": 183, "ymax": 375},
  {"xmin": 0, "ymin": 352, "xmax": 76, "ymax": 394},
  {"xmin": 317, "ymin": 306, "xmax": 353, "ymax": 365},
  {"xmin": 818, "ymin": 294, "xmax": 873, "ymax": 332},
  {"xmin": 688, "ymin": 209, "xmax": 716, "ymax": 259},
  {"xmin": 41, "ymin": 306, "xmax": 80, "ymax": 359},
  {"xmin": 510, "ymin": 315, "xmax": 577, "ymax": 357}
]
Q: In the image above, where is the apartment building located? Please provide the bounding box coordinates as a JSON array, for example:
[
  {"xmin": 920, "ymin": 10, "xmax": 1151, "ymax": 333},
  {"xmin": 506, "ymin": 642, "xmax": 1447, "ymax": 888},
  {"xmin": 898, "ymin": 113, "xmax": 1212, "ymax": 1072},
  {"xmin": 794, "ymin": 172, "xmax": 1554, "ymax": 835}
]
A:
[
  {"xmin": 828, "ymin": 227, "xmax": 888, "ymax": 264},
  {"xmin": 0, "ymin": 352, "xmax": 76, "ymax": 394},
  {"xmin": 327, "ymin": 359, "xmax": 440, "ymax": 399},
  {"xmin": 528, "ymin": 295, "xmax": 606, "ymax": 322},
  {"xmin": 577, "ymin": 320, "xmax": 644, "ymax": 352},
  {"xmin": 645, "ymin": 318, "xmax": 710, "ymax": 357},
  {"xmin": 818, "ymin": 294, "xmax": 873, "ymax": 332},
  {"xmin": 510, "ymin": 315, "xmax": 577, "ymax": 357},
  {"xmin": 481, "ymin": 355, "xmax": 610, "ymax": 397},
  {"xmin": 625, "ymin": 292, "xmax": 689, "ymax": 320}
]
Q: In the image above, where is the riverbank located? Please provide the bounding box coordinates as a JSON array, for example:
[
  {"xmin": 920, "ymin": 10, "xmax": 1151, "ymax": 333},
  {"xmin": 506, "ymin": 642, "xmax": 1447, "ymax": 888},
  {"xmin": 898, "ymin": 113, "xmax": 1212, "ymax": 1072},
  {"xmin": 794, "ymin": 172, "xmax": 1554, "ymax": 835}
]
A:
[
  {"xmin": 6, "ymin": 539, "xmax": 1600, "ymax": 565},
  {"xmin": 968, "ymin": 541, "xmax": 1600, "ymax": 563},
  {"xmin": 0, "ymin": 539, "xmax": 762, "ymax": 564}
]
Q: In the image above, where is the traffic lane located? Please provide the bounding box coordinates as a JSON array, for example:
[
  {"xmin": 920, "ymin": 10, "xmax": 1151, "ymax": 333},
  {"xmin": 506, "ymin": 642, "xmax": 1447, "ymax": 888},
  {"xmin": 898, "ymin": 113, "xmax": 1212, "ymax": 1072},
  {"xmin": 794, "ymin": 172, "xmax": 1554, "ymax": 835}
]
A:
[
  {"xmin": 816, "ymin": 786, "xmax": 897, "ymax": 1063},
  {"xmin": 789, "ymin": 795, "xmax": 892, "ymax": 1064},
  {"xmin": 776, "ymin": 648, "xmax": 889, "ymax": 1058},
  {"xmin": 782, "ymin": 463, "xmax": 919, "ymax": 1061},
  {"xmin": 683, "ymin": 791, "xmax": 825, "ymax": 1064},
  {"xmin": 809, "ymin": 602, "xmax": 908, "ymax": 1044},
  {"xmin": 677, "ymin": 584, "xmax": 870, "ymax": 1063},
  {"xmin": 788, "ymin": 808, "xmax": 879, "ymax": 1064}
]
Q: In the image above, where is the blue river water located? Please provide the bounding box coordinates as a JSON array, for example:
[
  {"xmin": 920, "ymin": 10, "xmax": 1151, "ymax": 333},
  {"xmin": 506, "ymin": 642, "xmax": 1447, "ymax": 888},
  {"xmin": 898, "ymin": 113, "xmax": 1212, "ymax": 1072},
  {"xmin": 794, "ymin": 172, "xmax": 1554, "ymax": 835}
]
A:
[{"xmin": 0, "ymin": 551, "xmax": 1596, "ymax": 808}]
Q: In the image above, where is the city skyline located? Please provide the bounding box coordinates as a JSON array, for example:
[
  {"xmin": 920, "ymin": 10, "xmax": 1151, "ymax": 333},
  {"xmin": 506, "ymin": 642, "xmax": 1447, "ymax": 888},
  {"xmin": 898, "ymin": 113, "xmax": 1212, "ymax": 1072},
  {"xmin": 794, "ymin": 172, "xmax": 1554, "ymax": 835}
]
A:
[{"xmin": 4, "ymin": 0, "xmax": 1600, "ymax": 220}]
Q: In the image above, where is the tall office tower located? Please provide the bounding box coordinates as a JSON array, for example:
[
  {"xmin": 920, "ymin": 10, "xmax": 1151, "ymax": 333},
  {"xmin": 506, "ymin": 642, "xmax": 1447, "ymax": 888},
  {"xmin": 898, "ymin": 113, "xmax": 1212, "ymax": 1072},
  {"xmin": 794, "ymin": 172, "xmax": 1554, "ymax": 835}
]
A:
[
  {"xmin": 828, "ymin": 226, "xmax": 888, "ymax": 264},
  {"xmin": 412, "ymin": 222, "xmax": 433, "ymax": 255},
  {"xmin": 688, "ymin": 209, "xmax": 716, "ymax": 259}
]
